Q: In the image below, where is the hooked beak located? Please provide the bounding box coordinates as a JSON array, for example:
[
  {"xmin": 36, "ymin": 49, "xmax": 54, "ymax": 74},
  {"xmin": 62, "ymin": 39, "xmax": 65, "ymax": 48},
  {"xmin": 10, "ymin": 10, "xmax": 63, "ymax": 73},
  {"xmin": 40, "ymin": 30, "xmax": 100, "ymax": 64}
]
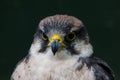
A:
[
  {"xmin": 51, "ymin": 40, "xmax": 60, "ymax": 55},
  {"xmin": 48, "ymin": 34, "xmax": 65, "ymax": 55}
]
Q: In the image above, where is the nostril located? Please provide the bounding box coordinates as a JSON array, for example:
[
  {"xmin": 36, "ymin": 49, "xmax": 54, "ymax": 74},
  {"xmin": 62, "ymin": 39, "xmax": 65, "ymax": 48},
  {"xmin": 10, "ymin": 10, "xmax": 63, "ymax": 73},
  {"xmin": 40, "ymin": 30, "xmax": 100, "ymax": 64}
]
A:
[{"xmin": 57, "ymin": 39, "xmax": 61, "ymax": 42}]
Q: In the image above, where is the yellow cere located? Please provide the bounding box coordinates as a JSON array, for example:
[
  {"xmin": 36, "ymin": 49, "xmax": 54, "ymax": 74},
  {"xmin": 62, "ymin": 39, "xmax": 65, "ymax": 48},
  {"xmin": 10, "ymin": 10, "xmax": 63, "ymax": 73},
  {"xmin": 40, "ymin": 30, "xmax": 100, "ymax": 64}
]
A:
[
  {"xmin": 48, "ymin": 34, "xmax": 66, "ymax": 47},
  {"xmin": 50, "ymin": 34, "xmax": 63, "ymax": 43}
]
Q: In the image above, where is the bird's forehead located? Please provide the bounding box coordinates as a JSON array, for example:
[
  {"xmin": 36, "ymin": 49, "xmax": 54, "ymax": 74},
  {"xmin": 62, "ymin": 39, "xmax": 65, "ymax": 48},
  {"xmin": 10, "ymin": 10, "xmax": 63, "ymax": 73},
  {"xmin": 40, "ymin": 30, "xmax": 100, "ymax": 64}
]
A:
[
  {"xmin": 39, "ymin": 15, "xmax": 84, "ymax": 35},
  {"xmin": 39, "ymin": 24, "xmax": 71, "ymax": 37}
]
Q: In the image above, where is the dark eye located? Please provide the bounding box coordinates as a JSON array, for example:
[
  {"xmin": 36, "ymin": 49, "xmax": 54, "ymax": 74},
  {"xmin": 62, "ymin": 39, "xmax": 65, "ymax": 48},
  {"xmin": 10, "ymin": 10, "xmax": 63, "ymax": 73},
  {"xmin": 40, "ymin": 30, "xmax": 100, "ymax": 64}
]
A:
[
  {"xmin": 65, "ymin": 32, "xmax": 76, "ymax": 41},
  {"xmin": 42, "ymin": 32, "xmax": 48, "ymax": 40}
]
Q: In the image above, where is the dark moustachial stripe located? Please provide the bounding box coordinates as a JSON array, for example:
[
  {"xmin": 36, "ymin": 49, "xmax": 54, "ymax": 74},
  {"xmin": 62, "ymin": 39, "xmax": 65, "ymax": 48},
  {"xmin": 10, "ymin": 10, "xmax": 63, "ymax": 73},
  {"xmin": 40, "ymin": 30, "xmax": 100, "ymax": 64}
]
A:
[
  {"xmin": 65, "ymin": 27, "xmax": 89, "ymax": 55},
  {"xmin": 66, "ymin": 46, "xmax": 79, "ymax": 55},
  {"xmin": 34, "ymin": 29, "xmax": 49, "ymax": 53},
  {"xmin": 38, "ymin": 40, "xmax": 48, "ymax": 53}
]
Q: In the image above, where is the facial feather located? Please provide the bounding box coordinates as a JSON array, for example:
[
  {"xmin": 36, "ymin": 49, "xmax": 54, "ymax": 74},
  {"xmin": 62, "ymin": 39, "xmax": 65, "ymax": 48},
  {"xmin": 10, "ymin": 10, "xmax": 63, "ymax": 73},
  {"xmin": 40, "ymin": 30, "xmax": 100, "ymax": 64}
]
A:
[{"xmin": 29, "ymin": 15, "xmax": 93, "ymax": 58}]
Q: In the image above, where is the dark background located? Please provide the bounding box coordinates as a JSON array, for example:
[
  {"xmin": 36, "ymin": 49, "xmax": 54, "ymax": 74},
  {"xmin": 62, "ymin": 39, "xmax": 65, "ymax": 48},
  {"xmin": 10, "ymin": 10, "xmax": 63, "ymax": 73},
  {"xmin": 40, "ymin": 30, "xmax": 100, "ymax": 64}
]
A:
[{"xmin": 0, "ymin": 0, "xmax": 119, "ymax": 80}]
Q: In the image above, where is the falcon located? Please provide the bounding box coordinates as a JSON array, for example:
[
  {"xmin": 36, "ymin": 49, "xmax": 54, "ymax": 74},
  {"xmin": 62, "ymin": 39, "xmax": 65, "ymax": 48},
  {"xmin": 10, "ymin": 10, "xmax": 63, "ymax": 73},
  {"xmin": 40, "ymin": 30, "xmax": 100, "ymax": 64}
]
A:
[{"xmin": 11, "ymin": 15, "xmax": 114, "ymax": 80}]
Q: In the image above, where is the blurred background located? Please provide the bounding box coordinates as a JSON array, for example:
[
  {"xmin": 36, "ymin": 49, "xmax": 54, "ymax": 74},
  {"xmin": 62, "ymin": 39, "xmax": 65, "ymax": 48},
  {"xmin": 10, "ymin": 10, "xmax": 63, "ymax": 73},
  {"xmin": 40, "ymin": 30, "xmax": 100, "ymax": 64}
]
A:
[{"xmin": 0, "ymin": 0, "xmax": 119, "ymax": 80}]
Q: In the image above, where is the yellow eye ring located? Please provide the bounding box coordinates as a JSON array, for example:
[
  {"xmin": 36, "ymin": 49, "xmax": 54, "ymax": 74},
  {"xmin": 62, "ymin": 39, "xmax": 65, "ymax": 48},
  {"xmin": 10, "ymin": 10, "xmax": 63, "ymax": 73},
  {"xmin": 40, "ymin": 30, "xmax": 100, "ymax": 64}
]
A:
[
  {"xmin": 65, "ymin": 32, "xmax": 76, "ymax": 41},
  {"xmin": 42, "ymin": 32, "xmax": 48, "ymax": 40}
]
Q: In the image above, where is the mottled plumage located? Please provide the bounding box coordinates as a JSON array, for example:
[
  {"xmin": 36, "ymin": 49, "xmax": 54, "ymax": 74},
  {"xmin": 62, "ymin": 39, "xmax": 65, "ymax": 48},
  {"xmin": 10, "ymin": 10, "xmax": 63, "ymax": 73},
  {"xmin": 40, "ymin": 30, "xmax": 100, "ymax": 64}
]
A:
[{"xmin": 11, "ymin": 15, "xmax": 114, "ymax": 80}]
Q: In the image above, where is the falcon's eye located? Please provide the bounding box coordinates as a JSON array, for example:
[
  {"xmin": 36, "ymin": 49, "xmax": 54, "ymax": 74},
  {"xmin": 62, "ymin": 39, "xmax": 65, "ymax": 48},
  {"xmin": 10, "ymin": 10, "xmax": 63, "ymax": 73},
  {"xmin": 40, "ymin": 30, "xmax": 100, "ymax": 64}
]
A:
[
  {"xmin": 42, "ymin": 32, "xmax": 48, "ymax": 40},
  {"xmin": 65, "ymin": 32, "xmax": 76, "ymax": 41}
]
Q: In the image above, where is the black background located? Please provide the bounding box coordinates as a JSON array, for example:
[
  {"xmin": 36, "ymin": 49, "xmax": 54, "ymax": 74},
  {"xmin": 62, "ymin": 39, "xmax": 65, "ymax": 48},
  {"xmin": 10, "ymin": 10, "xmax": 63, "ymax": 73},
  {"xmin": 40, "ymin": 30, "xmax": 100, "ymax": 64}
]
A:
[{"xmin": 0, "ymin": 0, "xmax": 120, "ymax": 80}]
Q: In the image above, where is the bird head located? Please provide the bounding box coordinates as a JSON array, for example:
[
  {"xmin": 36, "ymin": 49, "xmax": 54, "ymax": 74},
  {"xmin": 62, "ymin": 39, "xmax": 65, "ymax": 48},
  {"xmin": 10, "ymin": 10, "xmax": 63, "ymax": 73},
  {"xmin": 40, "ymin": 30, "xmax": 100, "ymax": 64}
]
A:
[{"xmin": 30, "ymin": 15, "xmax": 93, "ymax": 58}]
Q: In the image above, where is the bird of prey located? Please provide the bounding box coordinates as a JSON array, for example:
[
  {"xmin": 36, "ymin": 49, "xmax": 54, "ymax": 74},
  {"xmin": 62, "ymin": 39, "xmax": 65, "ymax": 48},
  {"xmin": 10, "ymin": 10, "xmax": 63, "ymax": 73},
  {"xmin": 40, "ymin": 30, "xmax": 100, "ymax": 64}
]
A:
[{"xmin": 11, "ymin": 15, "xmax": 114, "ymax": 80}]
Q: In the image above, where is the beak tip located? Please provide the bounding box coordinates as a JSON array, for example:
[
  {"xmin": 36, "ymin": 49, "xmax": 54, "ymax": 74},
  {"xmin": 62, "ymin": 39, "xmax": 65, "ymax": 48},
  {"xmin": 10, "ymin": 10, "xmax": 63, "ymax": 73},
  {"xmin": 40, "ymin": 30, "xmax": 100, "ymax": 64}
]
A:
[
  {"xmin": 51, "ymin": 40, "xmax": 60, "ymax": 55},
  {"xmin": 51, "ymin": 46, "xmax": 58, "ymax": 55},
  {"xmin": 53, "ymin": 51, "xmax": 56, "ymax": 55}
]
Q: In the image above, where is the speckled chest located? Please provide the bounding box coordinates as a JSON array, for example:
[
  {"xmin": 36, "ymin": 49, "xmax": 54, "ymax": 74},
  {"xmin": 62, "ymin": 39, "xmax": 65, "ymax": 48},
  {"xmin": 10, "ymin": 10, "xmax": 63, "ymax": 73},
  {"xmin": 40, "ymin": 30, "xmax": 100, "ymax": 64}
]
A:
[{"xmin": 25, "ymin": 56, "xmax": 95, "ymax": 80}]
